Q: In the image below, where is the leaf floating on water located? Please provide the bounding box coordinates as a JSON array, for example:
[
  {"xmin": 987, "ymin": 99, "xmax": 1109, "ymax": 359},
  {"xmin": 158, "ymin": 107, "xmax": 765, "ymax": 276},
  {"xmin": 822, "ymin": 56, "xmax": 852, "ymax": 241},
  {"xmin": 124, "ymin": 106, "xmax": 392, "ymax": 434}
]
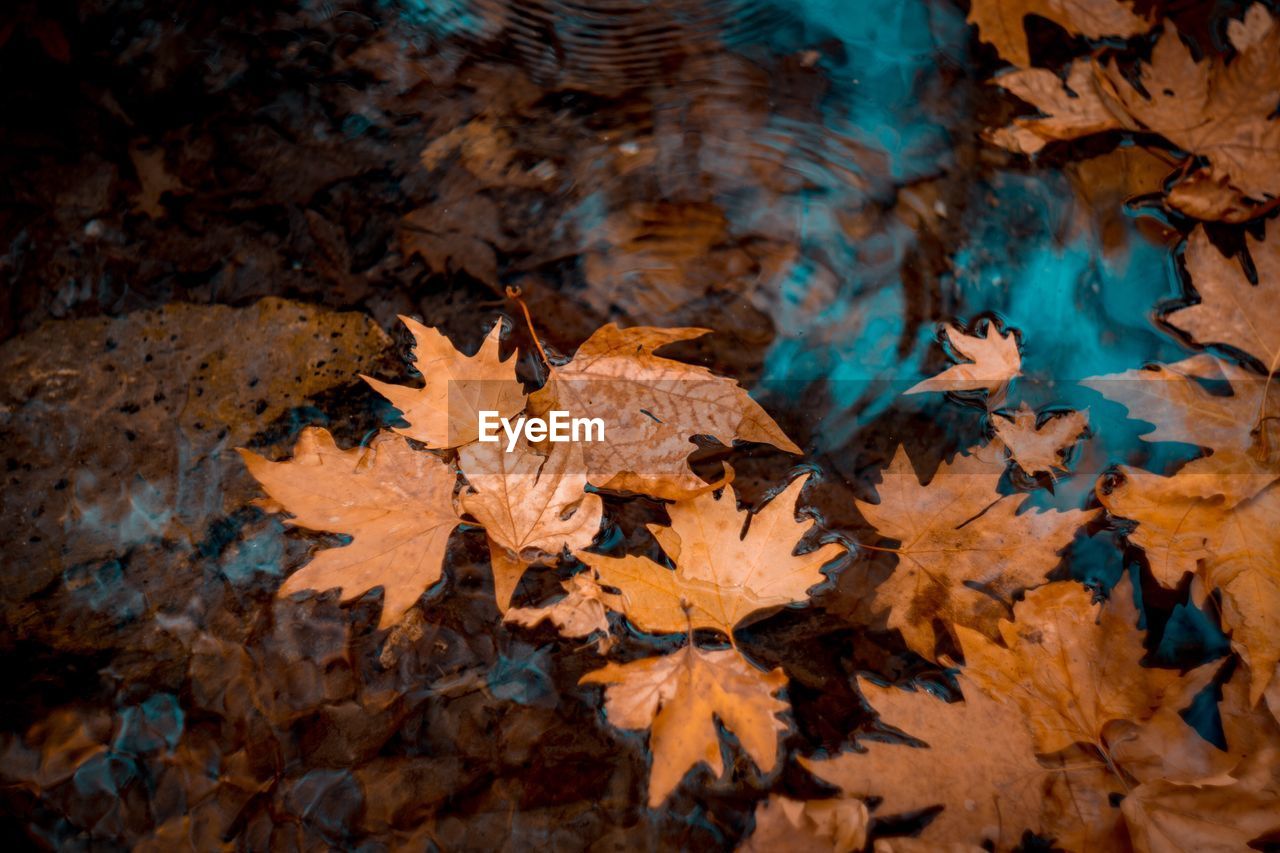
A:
[
  {"xmin": 238, "ymin": 428, "xmax": 461, "ymax": 628},
  {"xmin": 580, "ymin": 644, "xmax": 789, "ymax": 807}
]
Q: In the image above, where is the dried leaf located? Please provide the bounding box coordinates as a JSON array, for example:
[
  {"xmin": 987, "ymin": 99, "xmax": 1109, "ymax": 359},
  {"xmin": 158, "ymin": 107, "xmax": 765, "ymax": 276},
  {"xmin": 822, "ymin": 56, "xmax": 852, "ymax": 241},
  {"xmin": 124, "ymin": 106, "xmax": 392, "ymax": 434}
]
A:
[
  {"xmin": 858, "ymin": 445, "xmax": 1098, "ymax": 658},
  {"xmin": 580, "ymin": 645, "xmax": 788, "ymax": 807},
  {"xmin": 739, "ymin": 795, "xmax": 868, "ymax": 853},
  {"xmin": 802, "ymin": 676, "xmax": 1047, "ymax": 848},
  {"xmin": 955, "ymin": 576, "xmax": 1200, "ymax": 755},
  {"xmin": 1121, "ymin": 750, "xmax": 1280, "ymax": 853},
  {"xmin": 459, "ymin": 438, "xmax": 602, "ymax": 610},
  {"xmin": 1083, "ymin": 354, "xmax": 1278, "ymax": 507},
  {"xmin": 987, "ymin": 61, "xmax": 1127, "ymax": 155},
  {"xmin": 905, "ymin": 323, "xmax": 1021, "ymax": 399},
  {"xmin": 579, "ymin": 475, "xmax": 844, "ymax": 635},
  {"xmin": 1168, "ymin": 221, "xmax": 1280, "ymax": 373},
  {"xmin": 993, "ymin": 403, "xmax": 1089, "ymax": 476},
  {"xmin": 238, "ymin": 428, "xmax": 460, "ymax": 628},
  {"xmin": 968, "ymin": 0, "xmax": 1152, "ymax": 67},
  {"xmin": 364, "ymin": 317, "xmax": 526, "ymax": 450},
  {"xmin": 505, "ymin": 574, "xmax": 619, "ymax": 640},
  {"xmin": 529, "ymin": 324, "xmax": 799, "ymax": 499},
  {"xmin": 1099, "ymin": 470, "xmax": 1280, "ymax": 702}
]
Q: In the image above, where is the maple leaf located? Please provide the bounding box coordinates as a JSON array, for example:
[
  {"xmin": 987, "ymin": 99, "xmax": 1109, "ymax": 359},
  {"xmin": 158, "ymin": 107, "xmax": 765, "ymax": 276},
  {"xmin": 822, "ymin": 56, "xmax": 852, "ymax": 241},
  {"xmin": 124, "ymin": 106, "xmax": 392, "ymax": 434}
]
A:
[
  {"xmin": 1099, "ymin": 469, "xmax": 1280, "ymax": 702},
  {"xmin": 364, "ymin": 317, "xmax": 526, "ymax": 450},
  {"xmin": 990, "ymin": 5, "xmax": 1280, "ymax": 219},
  {"xmin": 1083, "ymin": 354, "xmax": 1279, "ymax": 507},
  {"xmin": 739, "ymin": 795, "xmax": 867, "ymax": 853},
  {"xmin": 238, "ymin": 428, "xmax": 460, "ymax": 628},
  {"xmin": 904, "ymin": 323, "xmax": 1021, "ymax": 400},
  {"xmin": 986, "ymin": 60, "xmax": 1128, "ymax": 155},
  {"xmin": 993, "ymin": 403, "xmax": 1089, "ymax": 476},
  {"xmin": 400, "ymin": 193, "xmax": 505, "ymax": 286},
  {"xmin": 1101, "ymin": 7, "xmax": 1280, "ymax": 207},
  {"xmin": 505, "ymin": 574, "xmax": 619, "ymax": 640},
  {"xmin": 528, "ymin": 324, "xmax": 800, "ymax": 499},
  {"xmin": 577, "ymin": 475, "xmax": 844, "ymax": 635},
  {"xmin": 1121, "ymin": 749, "xmax": 1280, "ymax": 853},
  {"xmin": 458, "ymin": 438, "xmax": 602, "ymax": 611},
  {"xmin": 968, "ymin": 0, "xmax": 1151, "ymax": 68},
  {"xmin": 801, "ymin": 676, "xmax": 1047, "ymax": 848},
  {"xmin": 955, "ymin": 575, "xmax": 1201, "ymax": 755},
  {"xmin": 857, "ymin": 445, "xmax": 1098, "ymax": 659},
  {"xmin": 580, "ymin": 644, "xmax": 788, "ymax": 807},
  {"xmin": 1168, "ymin": 221, "xmax": 1280, "ymax": 375}
]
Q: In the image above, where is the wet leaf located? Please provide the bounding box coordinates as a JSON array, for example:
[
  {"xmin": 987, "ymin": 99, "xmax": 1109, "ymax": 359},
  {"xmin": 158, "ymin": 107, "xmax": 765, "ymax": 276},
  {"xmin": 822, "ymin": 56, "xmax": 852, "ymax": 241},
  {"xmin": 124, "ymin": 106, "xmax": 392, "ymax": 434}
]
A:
[
  {"xmin": 364, "ymin": 317, "xmax": 526, "ymax": 450},
  {"xmin": 580, "ymin": 644, "xmax": 788, "ymax": 807},
  {"xmin": 578, "ymin": 475, "xmax": 844, "ymax": 635},
  {"xmin": 459, "ymin": 438, "xmax": 602, "ymax": 610},
  {"xmin": 738, "ymin": 795, "xmax": 867, "ymax": 853},
  {"xmin": 505, "ymin": 574, "xmax": 619, "ymax": 641},
  {"xmin": 904, "ymin": 323, "xmax": 1021, "ymax": 400},
  {"xmin": 857, "ymin": 445, "xmax": 1098, "ymax": 659},
  {"xmin": 529, "ymin": 324, "xmax": 800, "ymax": 499},
  {"xmin": 239, "ymin": 428, "xmax": 461, "ymax": 628},
  {"xmin": 968, "ymin": 0, "xmax": 1152, "ymax": 67},
  {"xmin": 802, "ymin": 676, "xmax": 1047, "ymax": 848},
  {"xmin": 993, "ymin": 403, "xmax": 1089, "ymax": 476}
]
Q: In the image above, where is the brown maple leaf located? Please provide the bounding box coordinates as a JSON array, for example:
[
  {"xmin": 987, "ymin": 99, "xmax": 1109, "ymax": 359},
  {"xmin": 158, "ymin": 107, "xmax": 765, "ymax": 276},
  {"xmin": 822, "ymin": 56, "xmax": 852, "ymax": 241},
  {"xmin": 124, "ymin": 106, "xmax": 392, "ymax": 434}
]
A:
[
  {"xmin": 801, "ymin": 676, "xmax": 1048, "ymax": 848},
  {"xmin": 1168, "ymin": 221, "xmax": 1280, "ymax": 375},
  {"xmin": 739, "ymin": 795, "xmax": 867, "ymax": 853},
  {"xmin": 955, "ymin": 575, "xmax": 1204, "ymax": 755},
  {"xmin": 458, "ymin": 438, "xmax": 602, "ymax": 610},
  {"xmin": 1099, "ymin": 468, "xmax": 1280, "ymax": 702},
  {"xmin": 238, "ymin": 428, "xmax": 460, "ymax": 628},
  {"xmin": 857, "ymin": 445, "xmax": 1098, "ymax": 659},
  {"xmin": 904, "ymin": 323, "xmax": 1021, "ymax": 400},
  {"xmin": 529, "ymin": 324, "xmax": 800, "ymax": 499},
  {"xmin": 505, "ymin": 573, "xmax": 619, "ymax": 640},
  {"xmin": 1120, "ymin": 748, "xmax": 1280, "ymax": 853},
  {"xmin": 364, "ymin": 317, "xmax": 526, "ymax": 450},
  {"xmin": 968, "ymin": 0, "xmax": 1151, "ymax": 68},
  {"xmin": 990, "ymin": 5, "xmax": 1280, "ymax": 220},
  {"xmin": 580, "ymin": 644, "xmax": 789, "ymax": 807},
  {"xmin": 993, "ymin": 403, "xmax": 1089, "ymax": 476},
  {"xmin": 578, "ymin": 474, "xmax": 844, "ymax": 635},
  {"xmin": 1083, "ymin": 354, "xmax": 1279, "ymax": 507}
]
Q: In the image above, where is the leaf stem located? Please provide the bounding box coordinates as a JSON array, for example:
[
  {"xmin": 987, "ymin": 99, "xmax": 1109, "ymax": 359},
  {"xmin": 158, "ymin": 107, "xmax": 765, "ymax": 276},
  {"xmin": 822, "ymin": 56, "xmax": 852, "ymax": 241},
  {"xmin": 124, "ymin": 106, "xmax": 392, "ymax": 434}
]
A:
[{"xmin": 506, "ymin": 285, "xmax": 550, "ymax": 370}]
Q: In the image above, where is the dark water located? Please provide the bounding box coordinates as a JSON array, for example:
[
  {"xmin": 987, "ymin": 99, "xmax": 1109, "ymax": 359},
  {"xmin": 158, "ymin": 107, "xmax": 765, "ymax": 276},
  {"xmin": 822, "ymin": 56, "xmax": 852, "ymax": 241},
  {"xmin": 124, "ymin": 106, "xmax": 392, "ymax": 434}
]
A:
[{"xmin": 0, "ymin": 0, "xmax": 1242, "ymax": 849}]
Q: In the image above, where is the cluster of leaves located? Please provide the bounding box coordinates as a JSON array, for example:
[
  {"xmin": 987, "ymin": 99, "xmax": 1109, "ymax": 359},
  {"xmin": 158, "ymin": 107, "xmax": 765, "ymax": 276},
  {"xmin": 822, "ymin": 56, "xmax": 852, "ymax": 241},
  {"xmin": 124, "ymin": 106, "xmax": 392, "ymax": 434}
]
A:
[
  {"xmin": 976, "ymin": 0, "xmax": 1280, "ymax": 223},
  {"xmin": 240, "ymin": 297, "xmax": 843, "ymax": 808}
]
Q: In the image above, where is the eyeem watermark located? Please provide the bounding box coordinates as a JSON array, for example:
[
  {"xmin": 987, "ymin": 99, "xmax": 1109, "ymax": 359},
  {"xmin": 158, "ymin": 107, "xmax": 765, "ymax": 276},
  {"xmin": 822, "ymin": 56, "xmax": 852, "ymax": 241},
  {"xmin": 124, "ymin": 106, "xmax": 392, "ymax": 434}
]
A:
[{"xmin": 478, "ymin": 410, "xmax": 605, "ymax": 452}]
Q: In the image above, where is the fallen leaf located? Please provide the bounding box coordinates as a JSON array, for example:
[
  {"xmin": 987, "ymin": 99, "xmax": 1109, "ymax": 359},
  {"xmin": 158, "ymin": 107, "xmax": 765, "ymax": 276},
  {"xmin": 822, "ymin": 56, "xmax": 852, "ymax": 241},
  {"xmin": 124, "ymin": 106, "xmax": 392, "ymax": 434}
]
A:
[
  {"xmin": 578, "ymin": 475, "xmax": 844, "ymax": 635},
  {"xmin": 801, "ymin": 676, "xmax": 1047, "ymax": 848},
  {"xmin": 505, "ymin": 573, "xmax": 619, "ymax": 640},
  {"xmin": 986, "ymin": 60, "xmax": 1127, "ymax": 155},
  {"xmin": 238, "ymin": 428, "xmax": 461, "ymax": 628},
  {"xmin": 459, "ymin": 438, "xmax": 602, "ymax": 610},
  {"xmin": 993, "ymin": 403, "xmax": 1089, "ymax": 476},
  {"xmin": 955, "ymin": 575, "xmax": 1201, "ymax": 755},
  {"xmin": 1167, "ymin": 221, "xmax": 1280, "ymax": 374},
  {"xmin": 873, "ymin": 841, "xmax": 986, "ymax": 853},
  {"xmin": 364, "ymin": 317, "xmax": 526, "ymax": 450},
  {"xmin": 904, "ymin": 323, "xmax": 1021, "ymax": 400},
  {"xmin": 968, "ymin": 0, "xmax": 1151, "ymax": 67},
  {"xmin": 529, "ymin": 324, "xmax": 800, "ymax": 499},
  {"xmin": 400, "ymin": 193, "xmax": 504, "ymax": 286},
  {"xmin": 1121, "ymin": 749, "xmax": 1280, "ymax": 853},
  {"xmin": 857, "ymin": 445, "xmax": 1098, "ymax": 659},
  {"xmin": 1083, "ymin": 354, "xmax": 1278, "ymax": 507},
  {"xmin": 1099, "ymin": 469, "xmax": 1280, "ymax": 702},
  {"xmin": 580, "ymin": 644, "xmax": 789, "ymax": 807},
  {"xmin": 739, "ymin": 795, "xmax": 867, "ymax": 853},
  {"xmin": 1101, "ymin": 7, "xmax": 1280, "ymax": 209},
  {"xmin": 989, "ymin": 5, "xmax": 1280, "ymax": 218}
]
